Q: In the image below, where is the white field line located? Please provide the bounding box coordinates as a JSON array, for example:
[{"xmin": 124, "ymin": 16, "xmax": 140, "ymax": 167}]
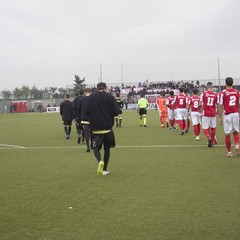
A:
[
  {"xmin": 0, "ymin": 144, "xmax": 225, "ymax": 150},
  {"xmin": 0, "ymin": 144, "xmax": 26, "ymax": 149}
]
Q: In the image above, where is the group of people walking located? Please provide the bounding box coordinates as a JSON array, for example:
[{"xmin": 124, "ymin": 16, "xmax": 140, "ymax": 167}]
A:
[
  {"xmin": 156, "ymin": 77, "xmax": 240, "ymax": 157},
  {"xmin": 60, "ymin": 82, "xmax": 120, "ymax": 176},
  {"xmin": 60, "ymin": 77, "xmax": 240, "ymax": 176}
]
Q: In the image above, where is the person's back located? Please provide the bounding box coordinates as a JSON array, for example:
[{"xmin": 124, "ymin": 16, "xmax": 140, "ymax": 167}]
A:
[
  {"xmin": 138, "ymin": 97, "xmax": 148, "ymax": 109},
  {"xmin": 173, "ymin": 88, "xmax": 188, "ymax": 135},
  {"xmin": 60, "ymin": 98, "xmax": 73, "ymax": 121},
  {"xmin": 200, "ymin": 89, "xmax": 218, "ymax": 117},
  {"xmin": 200, "ymin": 82, "xmax": 218, "ymax": 147},
  {"xmin": 218, "ymin": 77, "xmax": 240, "ymax": 157},
  {"xmin": 190, "ymin": 95, "xmax": 200, "ymax": 112},
  {"xmin": 219, "ymin": 88, "xmax": 239, "ymax": 115},
  {"xmin": 166, "ymin": 94, "xmax": 175, "ymax": 110},
  {"xmin": 87, "ymin": 90, "xmax": 119, "ymax": 131},
  {"xmin": 188, "ymin": 89, "xmax": 201, "ymax": 140},
  {"xmin": 137, "ymin": 94, "xmax": 149, "ymax": 127},
  {"xmin": 174, "ymin": 92, "xmax": 187, "ymax": 109},
  {"xmin": 115, "ymin": 92, "xmax": 124, "ymax": 127},
  {"xmin": 166, "ymin": 91, "xmax": 175, "ymax": 130},
  {"xmin": 158, "ymin": 97, "xmax": 167, "ymax": 113},
  {"xmin": 60, "ymin": 94, "xmax": 73, "ymax": 139},
  {"xmin": 85, "ymin": 82, "xmax": 120, "ymax": 176},
  {"xmin": 72, "ymin": 90, "xmax": 84, "ymax": 120},
  {"xmin": 80, "ymin": 89, "xmax": 92, "ymax": 152}
]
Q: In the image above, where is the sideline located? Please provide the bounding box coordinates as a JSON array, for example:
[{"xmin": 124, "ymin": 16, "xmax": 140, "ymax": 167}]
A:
[
  {"xmin": 0, "ymin": 144, "xmax": 26, "ymax": 149},
  {"xmin": 0, "ymin": 144, "xmax": 225, "ymax": 150}
]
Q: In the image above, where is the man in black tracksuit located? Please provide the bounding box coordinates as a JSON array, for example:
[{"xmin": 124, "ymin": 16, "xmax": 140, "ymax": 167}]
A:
[
  {"xmin": 77, "ymin": 88, "xmax": 92, "ymax": 152},
  {"xmin": 60, "ymin": 94, "xmax": 73, "ymax": 139},
  {"xmin": 72, "ymin": 89, "xmax": 84, "ymax": 144},
  {"xmin": 86, "ymin": 82, "xmax": 120, "ymax": 176}
]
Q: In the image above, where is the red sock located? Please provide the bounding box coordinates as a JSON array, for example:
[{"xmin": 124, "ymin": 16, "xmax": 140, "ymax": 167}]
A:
[
  {"xmin": 173, "ymin": 119, "xmax": 176, "ymax": 127},
  {"xmin": 211, "ymin": 128, "xmax": 216, "ymax": 140},
  {"xmin": 225, "ymin": 135, "xmax": 231, "ymax": 152},
  {"xmin": 177, "ymin": 120, "xmax": 183, "ymax": 131},
  {"xmin": 170, "ymin": 119, "xmax": 174, "ymax": 128},
  {"xmin": 233, "ymin": 132, "xmax": 239, "ymax": 145},
  {"xmin": 203, "ymin": 129, "xmax": 210, "ymax": 139},
  {"xmin": 193, "ymin": 125, "xmax": 198, "ymax": 136},
  {"xmin": 187, "ymin": 119, "xmax": 190, "ymax": 129},
  {"xmin": 182, "ymin": 120, "xmax": 186, "ymax": 131},
  {"xmin": 197, "ymin": 124, "xmax": 201, "ymax": 135}
]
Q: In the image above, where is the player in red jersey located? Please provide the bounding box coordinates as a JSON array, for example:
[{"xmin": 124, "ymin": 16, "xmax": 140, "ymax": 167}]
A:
[
  {"xmin": 218, "ymin": 77, "xmax": 240, "ymax": 157},
  {"xmin": 184, "ymin": 88, "xmax": 191, "ymax": 133},
  {"xmin": 200, "ymin": 82, "xmax": 218, "ymax": 147},
  {"xmin": 173, "ymin": 88, "xmax": 188, "ymax": 135},
  {"xmin": 187, "ymin": 88, "xmax": 201, "ymax": 140},
  {"xmin": 166, "ymin": 90, "xmax": 176, "ymax": 131}
]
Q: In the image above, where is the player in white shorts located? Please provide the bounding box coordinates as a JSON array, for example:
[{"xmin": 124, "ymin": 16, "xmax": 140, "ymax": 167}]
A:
[
  {"xmin": 218, "ymin": 77, "xmax": 240, "ymax": 157},
  {"xmin": 166, "ymin": 91, "xmax": 176, "ymax": 131},
  {"xmin": 200, "ymin": 82, "xmax": 218, "ymax": 147},
  {"xmin": 173, "ymin": 88, "xmax": 188, "ymax": 135},
  {"xmin": 187, "ymin": 88, "xmax": 201, "ymax": 140}
]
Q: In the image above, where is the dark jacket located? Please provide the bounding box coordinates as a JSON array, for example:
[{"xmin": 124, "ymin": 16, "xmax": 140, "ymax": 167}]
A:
[
  {"xmin": 72, "ymin": 95, "xmax": 84, "ymax": 119},
  {"xmin": 60, "ymin": 99, "xmax": 73, "ymax": 121},
  {"xmin": 77, "ymin": 96, "xmax": 89, "ymax": 122},
  {"xmin": 86, "ymin": 91, "xmax": 120, "ymax": 131}
]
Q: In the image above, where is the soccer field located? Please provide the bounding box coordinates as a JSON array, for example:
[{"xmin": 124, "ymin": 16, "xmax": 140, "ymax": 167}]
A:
[{"xmin": 0, "ymin": 110, "xmax": 240, "ymax": 240}]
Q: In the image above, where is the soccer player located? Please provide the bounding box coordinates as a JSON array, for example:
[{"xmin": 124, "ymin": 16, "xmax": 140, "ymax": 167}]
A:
[
  {"xmin": 137, "ymin": 94, "xmax": 149, "ymax": 127},
  {"xmin": 200, "ymin": 82, "xmax": 218, "ymax": 147},
  {"xmin": 85, "ymin": 82, "xmax": 120, "ymax": 175},
  {"xmin": 166, "ymin": 90, "xmax": 176, "ymax": 131},
  {"xmin": 187, "ymin": 88, "xmax": 201, "ymax": 140},
  {"xmin": 115, "ymin": 92, "xmax": 124, "ymax": 127},
  {"xmin": 173, "ymin": 88, "xmax": 188, "ymax": 135},
  {"xmin": 60, "ymin": 94, "xmax": 74, "ymax": 139},
  {"xmin": 157, "ymin": 92, "xmax": 169, "ymax": 128},
  {"xmin": 218, "ymin": 77, "xmax": 240, "ymax": 157},
  {"xmin": 72, "ymin": 89, "xmax": 84, "ymax": 144},
  {"xmin": 78, "ymin": 88, "xmax": 92, "ymax": 152},
  {"xmin": 184, "ymin": 88, "xmax": 191, "ymax": 133}
]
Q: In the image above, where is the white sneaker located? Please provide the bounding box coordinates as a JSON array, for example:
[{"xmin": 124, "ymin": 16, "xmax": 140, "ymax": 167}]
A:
[
  {"xmin": 234, "ymin": 145, "xmax": 240, "ymax": 156},
  {"xmin": 102, "ymin": 170, "xmax": 110, "ymax": 176},
  {"xmin": 97, "ymin": 161, "xmax": 104, "ymax": 175},
  {"xmin": 226, "ymin": 152, "xmax": 233, "ymax": 157},
  {"xmin": 195, "ymin": 136, "xmax": 200, "ymax": 141}
]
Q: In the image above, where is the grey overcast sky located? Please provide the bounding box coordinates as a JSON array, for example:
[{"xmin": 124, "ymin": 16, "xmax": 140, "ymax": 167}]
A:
[{"xmin": 0, "ymin": 0, "xmax": 240, "ymax": 91}]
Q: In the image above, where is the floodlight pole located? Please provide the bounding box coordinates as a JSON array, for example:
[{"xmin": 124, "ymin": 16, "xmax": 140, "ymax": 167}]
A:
[
  {"xmin": 218, "ymin": 58, "xmax": 221, "ymax": 92},
  {"xmin": 99, "ymin": 63, "xmax": 103, "ymax": 82},
  {"xmin": 121, "ymin": 61, "xmax": 123, "ymax": 87}
]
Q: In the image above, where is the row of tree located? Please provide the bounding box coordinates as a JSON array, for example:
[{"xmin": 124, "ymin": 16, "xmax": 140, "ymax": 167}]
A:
[{"xmin": 1, "ymin": 75, "xmax": 86, "ymax": 100}]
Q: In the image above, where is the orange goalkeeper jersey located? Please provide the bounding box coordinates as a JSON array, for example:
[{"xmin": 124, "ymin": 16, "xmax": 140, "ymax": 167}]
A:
[{"xmin": 157, "ymin": 97, "xmax": 168, "ymax": 116}]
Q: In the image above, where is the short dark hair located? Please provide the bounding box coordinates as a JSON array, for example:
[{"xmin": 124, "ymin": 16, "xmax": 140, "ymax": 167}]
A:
[
  {"xmin": 140, "ymin": 94, "xmax": 144, "ymax": 98},
  {"xmin": 97, "ymin": 82, "xmax": 107, "ymax": 90},
  {"xmin": 184, "ymin": 88, "xmax": 189, "ymax": 94},
  {"xmin": 179, "ymin": 88, "xmax": 184, "ymax": 93},
  {"xmin": 65, "ymin": 94, "xmax": 70, "ymax": 99},
  {"xmin": 225, "ymin": 77, "xmax": 233, "ymax": 86},
  {"xmin": 207, "ymin": 82, "xmax": 213, "ymax": 87},
  {"xmin": 79, "ymin": 89, "xmax": 84, "ymax": 96},
  {"xmin": 192, "ymin": 88, "xmax": 198, "ymax": 95},
  {"xmin": 84, "ymin": 88, "xmax": 92, "ymax": 93},
  {"xmin": 169, "ymin": 90, "xmax": 174, "ymax": 96}
]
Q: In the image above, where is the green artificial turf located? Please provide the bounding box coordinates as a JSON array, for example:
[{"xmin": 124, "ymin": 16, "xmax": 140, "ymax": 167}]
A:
[{"xmin": 0, "ymin": 111, "xmax": 240, "ymax": 240}]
